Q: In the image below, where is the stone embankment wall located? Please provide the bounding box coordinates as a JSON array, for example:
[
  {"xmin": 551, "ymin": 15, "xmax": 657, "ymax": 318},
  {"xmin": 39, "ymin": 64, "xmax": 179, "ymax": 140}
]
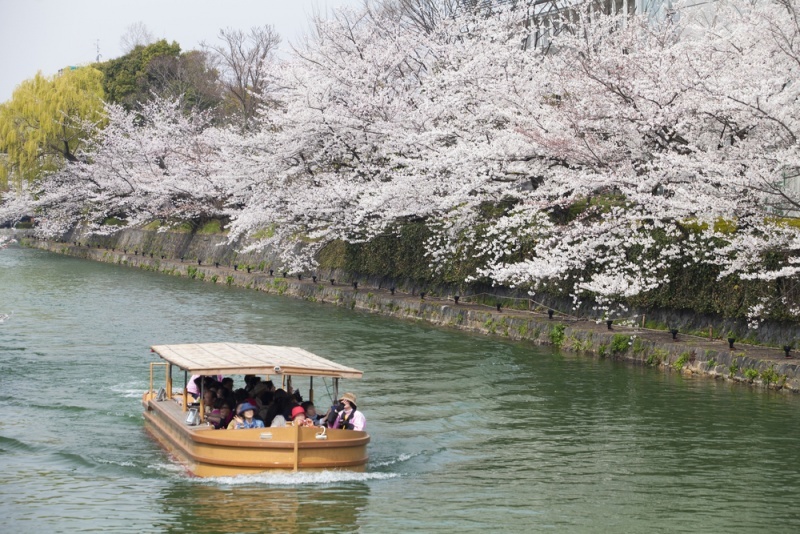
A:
[{"xmin": 21, "ymin": 229, "xmax": 800, "ymax": 393}]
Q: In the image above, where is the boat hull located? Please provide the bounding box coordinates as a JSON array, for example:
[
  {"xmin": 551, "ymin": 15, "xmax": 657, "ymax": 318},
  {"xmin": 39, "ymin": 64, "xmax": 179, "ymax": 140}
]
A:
[{"xmin": 143, "ymin": 394, "xmax": 369, "ymax": 477}]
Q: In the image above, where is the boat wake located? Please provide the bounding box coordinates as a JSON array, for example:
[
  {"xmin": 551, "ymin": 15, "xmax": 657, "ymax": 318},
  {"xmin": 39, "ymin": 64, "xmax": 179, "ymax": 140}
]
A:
[
  {"xmin": 91, "ymin": 457, "xmax": 140, "ymax": 469},
  {"xmin": 199, "ymin": 470, "xmax": 399, "ymax": 486},
  {"xmin": 146, "ymin": 460, "xmax": 190, "ymax": 475},
  {"xmin": 369, "ymin": 452, "xmax": 417, "ymax": 468}
]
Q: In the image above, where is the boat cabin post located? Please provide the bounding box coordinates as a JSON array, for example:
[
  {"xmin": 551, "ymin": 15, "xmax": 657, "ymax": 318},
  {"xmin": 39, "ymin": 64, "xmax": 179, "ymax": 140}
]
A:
[
  {"xmin": 166, "ymin": 365, "xmax": 173, "ymax": 400},
  {"xmin": 293, "ymin": 424, "xmax": 300, "ymax": 471},
  {"xmin": 333, "ymin": 378, "xmax": 339, "ymax": 405},
  {"xmin": 309, "ymin": 377, "xmax": 314, "ymax": 403},
  {"xmin": 199, "ymin": 380, "xmax": 205, "ymax": 419},
  {"xmin": 183, "ymin": 370, "xmax": 188, "ymax": 412},
  {"xmin": 148, "ymin": 361, "xmax": 169, "ymax": 399}
]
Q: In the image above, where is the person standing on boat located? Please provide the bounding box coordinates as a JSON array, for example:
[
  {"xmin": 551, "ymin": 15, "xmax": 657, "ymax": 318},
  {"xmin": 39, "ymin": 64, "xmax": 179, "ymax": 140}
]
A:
[
  {"xmin": 330, "ymin": 393, "xmax": 366, "ymax": 431},
  {"xmin": 231, "ymin": 402, "xmax": 264, "ymax": 429}
]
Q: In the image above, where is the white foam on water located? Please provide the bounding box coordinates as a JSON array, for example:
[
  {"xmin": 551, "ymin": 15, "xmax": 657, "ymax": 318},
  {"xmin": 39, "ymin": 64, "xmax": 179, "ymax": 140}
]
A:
[
  {"xmin": 147, "ymin": 460, "xmax": 190, "ymax": 475},
  {"xmin": 200, "ymin": 470, "xmax": 399, "ymax": 486},
  {"xmin": 108, "ymin": 382, "xmax": 148, "ymax": 398},
  {"xmin": 369, "ymin": 452, "xmax": 416, "ymax": 467},
  {"xmin": 93, "ymin": 457, "xmax": 137, "ymax": 468}
]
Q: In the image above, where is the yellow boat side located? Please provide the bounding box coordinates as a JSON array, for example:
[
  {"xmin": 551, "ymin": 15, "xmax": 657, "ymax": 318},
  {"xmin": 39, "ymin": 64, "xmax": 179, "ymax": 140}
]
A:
[{"xmin": 142, "ymin": 393, "xmax": 369, "ymax": 478}]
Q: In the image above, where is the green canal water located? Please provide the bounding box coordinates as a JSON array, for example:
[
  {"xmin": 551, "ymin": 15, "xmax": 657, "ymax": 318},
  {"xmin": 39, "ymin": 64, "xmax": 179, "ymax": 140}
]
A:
[{"xmin": 1, "ymin": 245, "xmax": 800, "ymax": 533}]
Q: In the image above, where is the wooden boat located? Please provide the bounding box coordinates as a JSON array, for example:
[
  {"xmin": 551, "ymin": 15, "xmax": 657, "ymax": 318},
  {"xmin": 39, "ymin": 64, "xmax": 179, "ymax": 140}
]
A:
[{"xmin": 142, "ymin": 342, "xmax": 369, "ymax": 477}]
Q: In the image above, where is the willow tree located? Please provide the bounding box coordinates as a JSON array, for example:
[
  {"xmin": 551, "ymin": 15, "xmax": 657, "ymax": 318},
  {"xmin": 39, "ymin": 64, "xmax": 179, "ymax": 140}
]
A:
[{"xmin": 0, "ymin": 67, "xmax": 105, "ymax": 188}]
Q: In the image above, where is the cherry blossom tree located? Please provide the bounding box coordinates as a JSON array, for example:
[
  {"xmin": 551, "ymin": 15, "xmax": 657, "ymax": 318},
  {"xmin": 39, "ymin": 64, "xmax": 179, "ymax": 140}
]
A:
[
  {"xmin": 215, "ymin": 0, "xmax": 800, "ymax": 322},
  {"xmin": 226, "ymin": 6, "xmax": 440, "ymax": 268},
  {"xmin": 430, "ymin": 0, "xmax": 800, "ymax": 320},
  {"xmin": 32, "ymin": 97, "xmax": 227, "ymax": 235},
  {"xmin": 6, "ymin": 0, "xmax": 800, "ymax": 323}
]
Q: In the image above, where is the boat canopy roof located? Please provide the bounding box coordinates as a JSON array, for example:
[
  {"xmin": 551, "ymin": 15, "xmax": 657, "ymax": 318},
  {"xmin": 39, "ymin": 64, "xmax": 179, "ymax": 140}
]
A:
[{"xmin": 150, "ymin": 342, "xmax": 363, "ymax": 379}]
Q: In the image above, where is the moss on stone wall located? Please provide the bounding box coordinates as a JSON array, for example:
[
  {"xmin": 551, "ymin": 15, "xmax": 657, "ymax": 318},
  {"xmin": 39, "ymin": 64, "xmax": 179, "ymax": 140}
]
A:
[
  {"xmin": 318, "ymin": 222, "xmax": 436, "ymax": 280},
  {"xmin": 316, "ymin": 219, "xmax": 795, "ymax": 323},
  {"xmin": 48, "ymin": 212, "xmax": 800, "ymax": 330}
]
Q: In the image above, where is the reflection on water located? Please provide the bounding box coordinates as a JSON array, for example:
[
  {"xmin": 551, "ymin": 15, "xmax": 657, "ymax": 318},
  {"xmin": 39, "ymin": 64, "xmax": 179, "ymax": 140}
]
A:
[{"xmin": 160, "ymin": 481, "xmax": 370, "ymax": 533}]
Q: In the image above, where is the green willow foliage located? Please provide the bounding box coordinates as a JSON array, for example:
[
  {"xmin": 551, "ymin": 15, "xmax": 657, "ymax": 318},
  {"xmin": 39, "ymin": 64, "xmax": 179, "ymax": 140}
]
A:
[{"xmin": 0, "ymin": 67, "xmax": 105, "ymax": 188}]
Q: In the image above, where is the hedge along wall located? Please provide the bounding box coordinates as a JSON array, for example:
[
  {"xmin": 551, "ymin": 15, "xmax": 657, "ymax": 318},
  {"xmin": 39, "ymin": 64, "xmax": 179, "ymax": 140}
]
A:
[{"xmin": 317, "ymin": 221, "xmax": 800, "ymax": 347}]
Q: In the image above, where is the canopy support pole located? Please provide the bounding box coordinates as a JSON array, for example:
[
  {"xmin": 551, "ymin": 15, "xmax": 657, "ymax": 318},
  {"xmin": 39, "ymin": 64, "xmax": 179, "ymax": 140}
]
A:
[
  {"xmin": 333, "ymin": 378, "xmax": 339, "ymax": 405},
  {"xmin": 183, "ymin": 371, "xmax": 188, "ymax": 412},
  {"xmin": 199, "ymin": 379, "xmax": 205, "ymax": 422},
  {"xmin": 293, "ymin": 424, "xmax": 300, "ymax": 472}
]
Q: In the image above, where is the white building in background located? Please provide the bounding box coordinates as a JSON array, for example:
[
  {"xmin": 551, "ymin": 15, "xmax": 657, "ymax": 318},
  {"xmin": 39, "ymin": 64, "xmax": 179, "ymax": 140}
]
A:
[{"xmin": 454, "ymin": 0, "xmax": 709, "ymax": 48}]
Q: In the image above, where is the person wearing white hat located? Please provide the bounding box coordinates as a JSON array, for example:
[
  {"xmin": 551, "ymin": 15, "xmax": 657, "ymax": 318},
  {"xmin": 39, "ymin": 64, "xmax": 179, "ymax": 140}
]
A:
[{"xmin": 330, "ymin": 392, "xmax": 366, "ymax": 431}]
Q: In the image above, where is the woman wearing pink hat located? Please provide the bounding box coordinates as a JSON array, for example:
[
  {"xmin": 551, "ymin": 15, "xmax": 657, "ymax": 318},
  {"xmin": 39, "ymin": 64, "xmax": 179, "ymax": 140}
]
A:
[{"xmin": 330, "ymin": 392, "xmax": 366, "ymax": 431}]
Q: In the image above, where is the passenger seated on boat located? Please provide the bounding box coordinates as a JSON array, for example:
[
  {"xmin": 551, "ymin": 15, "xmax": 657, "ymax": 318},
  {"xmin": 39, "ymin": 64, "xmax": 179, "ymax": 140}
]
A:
[
  {"xmin": 250, "ymin": 380, "xmax": 269, "ymax": 398},
  {"xmin": 232, "ymin": 402, "xmax": 265, "ymax": 429},
  {"xmin": 244, "ymin": 388, "xmax": 262, "ymax": 409},
  {"xmin": 257, "ymin": 391, "xmax": 274, "ymax": 422},
  {"xmin": 187, "ymin": 375, "xmax": 203, "ymax": 398},
  {"xmin": 244, "ymin": 375, "xmax": 261, "ymax": 393},
  {"xmin": 221, "ymin": 377, "xmax": 234, "ymax": 394},
  {"xmin": 301, "ymin": 401, "xmax": 322, "ymax": 426},
  {"xmin": 329, "ymin": 393, "xmax": 366, "ymax": 431},
  {"xmin": 207, "ymin": 399, "xmax": 233, "ymax": 429},
  {"xmin": 287, "ymin": 385, "xmax": 303, "ymax": 403},
  {"xmin": 232, "ymin": 389, "xmax": 260, "ymax": 412},
  {"xmin": 269, "ymin": 414, "xmax": 286, "ymax": 427},
  {"xmin": 263, "ymin": 392, "xmax": 291, "ymax": 427},
  {"xmin": 221, "ymin": 391, "xmax": 236, "ymax": 413},
  {"xmin": 188, "ymin": 375, "xmax": 223, "ymax": 399},
  {"xmin": 205, "ymin": 377, "xmax": 225, "ymax": 401},
  {"xmin": 260, "ymin": 389, "xmax": 274, "ymax": 405},
  {"xmin": 201, "ymin": 389, "xmax": 216, "ymax": 416},
  {"xmin": 290, "ymin": 405, "xmax": 314, "ymax": 427},
  {"xmin": 233, "ymin": 388, "xmax": 248, "ymax": 405}
]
